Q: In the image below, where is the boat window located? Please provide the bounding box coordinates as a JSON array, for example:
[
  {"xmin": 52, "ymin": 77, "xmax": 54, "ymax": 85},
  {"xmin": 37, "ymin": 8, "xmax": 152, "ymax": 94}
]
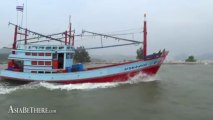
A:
[
  {"xmin": 25, "ymin": 52, "xmax": 31, "ymax": 56},
  {"xmin": 39, "ymin": 46, "xmax": 45, "ymax": 49},
  {"xmin": 31, "ymin": 71, "xmax": 37, "ymax": 73},
  {"xmin": 53, "ymin": 47, "xmax": 57, "ymax": 50},
  {"xmin": 53, "ymin": 53, "xmax": 58, "ymax": 59},
  {"xmin": 32, "ymin": 53, "xmax": 37, "ymax": 56},
  {"xmin": 38, "ymin": 61, "xmax": 44, "ymax": 65},
  {"xmin": 14, "ymin": 60, "xmax": 23, "ymax": 70},
  {"xmin": 32, "ymin": 46, "xmax": 37, "ymax": 50},
  {"xmin": 45, "ymin": 53, "xmax": 51, "ymax": 56},
  {"xmin": 28, "ymin": 46, "xmax": 31, "ymax": 49},
  {"xmin": 46, "ymin": 46, "xmax": 52, "ymax": 50},
  {"xmin": 45, "ymin": 61, "xmax": 51, "ymax": 66},
  {"xmin": 38, "ymin": 53, "xmax": 44, "ymax": 56},
  {"xmin": 66, "ymin": 53, "xmax": 70, "ymax": 59},
  {"xmin": 31, "ymin": 61, "xmax": 37, "ymax": 65},
  {"xmin": 59, "ymin": 47, "xmax": 64, "ymax": 50},
  {"xmin": 45, "ymin": 71, "xmax": 51, "ymax": 74},
  {"xmin": 12, "ymin": 51, "xmax": 15, "ymax": 54},
  {"xmin": 67, "ymin": 46, "xmax": 71, "ymax": 49},
  {"xmin": 38, "ymin": 71, "xmax": 44, "ymax": 74},
  {"xmin": 70, "ymin": 53, "xmax": 74, "ymax": 59}
]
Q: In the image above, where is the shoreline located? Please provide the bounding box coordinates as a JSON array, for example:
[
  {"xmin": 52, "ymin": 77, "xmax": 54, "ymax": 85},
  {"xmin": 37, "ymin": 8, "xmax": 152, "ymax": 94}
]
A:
[
  {"xmin": 164, "ymin": 61, "xmax": 213, "ymax": 65},
  {"xmin": 0, "ymin": 61, "xmax": 212, "ymax": 70}
]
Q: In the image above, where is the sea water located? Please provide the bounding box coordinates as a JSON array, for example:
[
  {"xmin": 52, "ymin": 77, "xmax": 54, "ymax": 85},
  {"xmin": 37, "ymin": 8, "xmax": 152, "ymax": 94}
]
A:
[{"xmin": 0, "ymin": 64, "xmax": 213, "ymax": 120}]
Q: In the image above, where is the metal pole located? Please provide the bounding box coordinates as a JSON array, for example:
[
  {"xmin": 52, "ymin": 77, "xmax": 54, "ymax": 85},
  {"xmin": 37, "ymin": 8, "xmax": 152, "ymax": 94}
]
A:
[
  {"xmin": 20, "ymin": 4, "xmax": 24, "ymax": 40},
  {"xmin": 25, "ymin": 28, "xmax": 27, "ymax": 44},
  {"xmin": 69, "ymin": 16, "xmax": 71, "ymax": 45},
  {"xmin": 143, "ymin": 14, "xmax": 147, "ymax": 57},
  {"xmin": 25, "ymin": 0, "xmax": 28, "ymax": 28},
  {"xmin": 82, "ymin": 30, "xmax": 142, "ymax": 44},
  {"xmin": 85, "ymin": 43, "xmax": 140, "ymax": 50},
  {"xmin": 17, "ymin": 32, "xmax": 65, "ymax": 42},
  {"xmin": 101, "ymin": 36, "xmax": 103, "ymax": 47},
  {"xmin": 9, "ymin": 22, "xmax": 64, "ymax": 43},
  {"xmin": 13, "ymin": 25, "xmax": 18, "ymax": 50},
  {"xmin": 65, "ymin": 31, "xmax": 67, "ymax": 45},
  {"xmin": 72, "ymin": 32, "xmax": 75, "ymax": 46}
]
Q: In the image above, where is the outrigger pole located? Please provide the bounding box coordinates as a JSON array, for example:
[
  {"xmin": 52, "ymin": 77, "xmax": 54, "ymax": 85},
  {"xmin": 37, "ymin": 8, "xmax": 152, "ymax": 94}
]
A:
[
  {"xmin": 9, "ymin": 22, "xmax": 65, "ymax": 45},
  {"xmin": 81, "ymin": 29, "xmax": 142, "ymax": 50},
  {"xmin": 85, "ymin": 43, "xmax": 140, "ymax": 50},
  {"xmin": 81, "ymin": 30, "xmax": 142, "ymax": 50},
  {"xmin": 10, "ymin": 21, "xmax": 142, "ymax": 50},
  {"xmin": 82, "ymin": 30, "xmax": 142, "ymax": 44},
  {"xmin": 17, "ymin": 32, "xmax": 66, "ymax": 42}
]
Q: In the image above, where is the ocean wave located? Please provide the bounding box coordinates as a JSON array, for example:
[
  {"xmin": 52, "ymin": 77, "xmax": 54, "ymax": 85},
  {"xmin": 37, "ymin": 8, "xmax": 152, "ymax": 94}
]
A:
[
  {"xmin": 39, "ymin": 82, "xmax": 120, "ymax": 91},
  {"xmin": 0, "ymin": 83, "xmax": 39, "ymax": 95},
  {"xmin": 0, "ymin": 73, "xmax": 158, "ymax": 95}
]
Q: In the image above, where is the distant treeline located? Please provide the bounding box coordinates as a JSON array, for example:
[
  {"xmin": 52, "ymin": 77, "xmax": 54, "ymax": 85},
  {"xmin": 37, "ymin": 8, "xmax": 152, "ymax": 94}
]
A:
[{"xmin": 0, "ymin": 54, "xmax": 9, "ymax": 64}]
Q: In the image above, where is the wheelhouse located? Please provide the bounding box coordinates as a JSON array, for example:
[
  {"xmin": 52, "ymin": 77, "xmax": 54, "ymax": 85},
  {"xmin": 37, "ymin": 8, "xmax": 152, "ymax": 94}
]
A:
[{"xmin": 8, "ymin": 44, "xmax": 76, "ymax": 73}]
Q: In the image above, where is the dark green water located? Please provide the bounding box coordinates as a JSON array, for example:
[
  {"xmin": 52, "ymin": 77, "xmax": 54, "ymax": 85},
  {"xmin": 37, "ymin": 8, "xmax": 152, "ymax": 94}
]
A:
[{"xmin": 0, "ymin": 64, "xmax": 213, "ymax": 120}]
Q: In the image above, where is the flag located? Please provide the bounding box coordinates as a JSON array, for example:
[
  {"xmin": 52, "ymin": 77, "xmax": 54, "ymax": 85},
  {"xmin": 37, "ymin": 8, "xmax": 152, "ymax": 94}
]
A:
[{"xmin": 16, "ymin": 6, "xmax": 24, "ymax": 12}]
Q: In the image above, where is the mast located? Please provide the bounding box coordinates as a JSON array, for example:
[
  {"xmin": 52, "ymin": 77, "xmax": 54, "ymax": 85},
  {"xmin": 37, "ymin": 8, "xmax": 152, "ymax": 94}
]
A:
[
  {"xmin": 143, "ymin": 14, "xmax": 147, "ymax": 57},
  {"xmin": 69, "ymin": 16, "xmax": 71, "ymax": 45},
  {"xmin": 13, "ymin": 25, "xmax": 18, "ymax": 50},
  {"xmin": 72, "ymin": 31, "xmax": 75, "ymax": 46},
  {"xmin": 65, "ymin": 31, "xmax": 68, "ymax": 45},
  {"xmin": 24, "ymin": 28, "xmax": 27, "ymax": 44},
  {"xmin": 68, "ymin": 16, "xmax": 74, "ymax": 46}
]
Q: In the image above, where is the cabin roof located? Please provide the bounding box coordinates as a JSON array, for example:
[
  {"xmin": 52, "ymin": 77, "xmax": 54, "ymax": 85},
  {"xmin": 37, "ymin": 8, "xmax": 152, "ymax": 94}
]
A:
[{"xmin": 16, "ymin": 44, "xmax": 75, "ymax": 52}]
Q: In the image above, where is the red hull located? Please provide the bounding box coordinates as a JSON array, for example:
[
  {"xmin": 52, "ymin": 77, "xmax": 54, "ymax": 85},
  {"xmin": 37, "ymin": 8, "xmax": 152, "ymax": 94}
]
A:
[
  {"xmin": 1, "ymin": 64, "xmax": 161, "ymax": 84},
  {"xmin": 59, "ymin": 64, "xmax": 161, "ymax": 84}
]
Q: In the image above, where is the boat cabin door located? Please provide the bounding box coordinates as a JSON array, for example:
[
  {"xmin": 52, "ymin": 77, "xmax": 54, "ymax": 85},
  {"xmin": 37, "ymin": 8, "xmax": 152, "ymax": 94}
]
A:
[
  {"xmin": 52, "ymin": 53, "xmax": 64, "ymax": 69},
  {"xmin": 58, "ymin": 53, "xmax": 64, "ymax": 69}
]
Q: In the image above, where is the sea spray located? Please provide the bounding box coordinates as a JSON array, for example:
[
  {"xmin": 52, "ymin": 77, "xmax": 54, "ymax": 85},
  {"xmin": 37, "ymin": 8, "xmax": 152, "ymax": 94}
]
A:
[
  {"xmin": 0, "ymin": 82, "xmax": 39, "ymax": 95},
  {"xmin": 39, "ymin": 73, "xmax": 158, "ymax": 91},
  {"xmin": 0, "ymin": 73, "xmax": 158, "ymax": 94},
  {"xmin": 39, "ymin": 82, "xmax": 120, "ymax": 91}
]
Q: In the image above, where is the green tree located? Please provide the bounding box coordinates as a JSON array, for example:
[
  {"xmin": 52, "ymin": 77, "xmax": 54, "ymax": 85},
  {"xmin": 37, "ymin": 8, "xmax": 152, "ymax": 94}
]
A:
[
  {"xmin": 136, "ymin": 47, "xmax": 144, "ymax": 59},
  {"xmin": 74, "ymin": 46, "xmax": 91, "ymax": 63},
  {"xmin": 185, "ymin": 56, "xmax": 196, "ymax": 62}
]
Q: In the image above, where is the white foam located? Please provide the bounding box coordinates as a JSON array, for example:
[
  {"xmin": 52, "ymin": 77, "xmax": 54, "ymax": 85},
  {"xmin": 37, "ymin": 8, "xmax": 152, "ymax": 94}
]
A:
[
  {"xmin": 39, "ymin": 73, "xmax": 158, "ymax": 91},
  {"xmin": 0, "ymin": 73, "xmax": 158, "ymax": 94},
  {"xmin": 0, "ymin": 85, "xmax": 19, "ymax": 95},
  {"xmin": 0, "ymin": 83, "xmax": 38, "ymax": 95},
  {"xmin": 39, "ymin": 82, "xmax": 120, "ymax": 91}
]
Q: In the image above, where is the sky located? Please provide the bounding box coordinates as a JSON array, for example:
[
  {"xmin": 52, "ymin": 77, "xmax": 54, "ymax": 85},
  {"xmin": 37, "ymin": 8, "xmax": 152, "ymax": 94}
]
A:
[{"xmin": 0, "ymin": 0, "xmax": 213, "ymax": 59}]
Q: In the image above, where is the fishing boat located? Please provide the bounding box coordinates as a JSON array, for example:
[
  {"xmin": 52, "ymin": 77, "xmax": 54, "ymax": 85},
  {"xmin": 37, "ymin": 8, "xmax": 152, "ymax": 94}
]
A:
[{"xmin": 0, "ymin": 14, "xmax": 168, "ymax": 84}]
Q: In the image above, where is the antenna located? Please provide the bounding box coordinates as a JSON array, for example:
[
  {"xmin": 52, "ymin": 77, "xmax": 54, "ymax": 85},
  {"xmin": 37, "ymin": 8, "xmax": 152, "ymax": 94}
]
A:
[
  {"xmin": 16, "ymin": 0, "xmax": 18, "ymax": 25},
  {"xmin": 69, "ymin": 15, "xmax": 71, "ymax": 24},
  {"xmin": 20, "ymin": 3, "xmax": 24, "ymax": 28},
  {"xmin": 25, "ymin": 0, "xmax": 28, "ymax": 28}
]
